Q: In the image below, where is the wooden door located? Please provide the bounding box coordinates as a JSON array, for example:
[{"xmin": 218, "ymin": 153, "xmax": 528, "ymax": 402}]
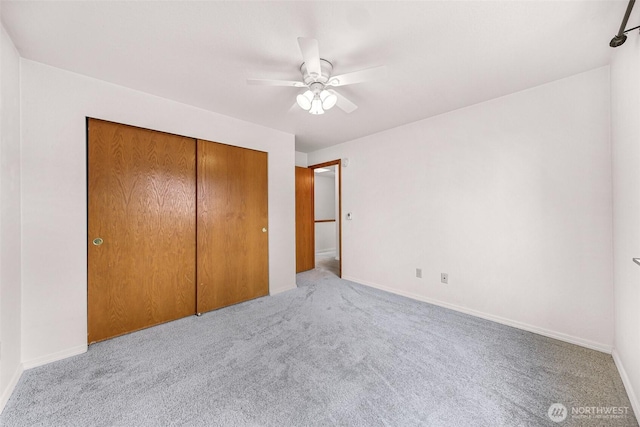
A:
[
  {"xmin": 87, "ymin": 119, "xmax": 197, "ymax": 343},
  {"xmin": 196, "ymin": 140, "xmax": 269, "ymax": 313},
  {"xmin": 295, "ymin": 167, "xmax": 315, "ymax": 272}
]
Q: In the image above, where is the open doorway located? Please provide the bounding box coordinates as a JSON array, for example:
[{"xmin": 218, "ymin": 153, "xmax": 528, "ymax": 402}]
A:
[
  {"xmin": 295, "ymin": 159, "xmax": 342, "ymax": 277},
  {"xmin": 310, "ymin": 160, "xmax": 342, "ymax": 277},
  {"xmin": 313, "ymin": 165, "xmax": 340, "ymax": 276}
]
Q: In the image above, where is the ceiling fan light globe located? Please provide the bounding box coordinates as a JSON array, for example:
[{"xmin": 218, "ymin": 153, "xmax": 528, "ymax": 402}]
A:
[
  {"xmin": 309, "ymin": 98, "xmax": 325, "ymax": 115},
  {"xmin": 296, "ymin": 90, "xmax": 313, "ymax": 110},
  {"xmin": 320, "ymin": 90, "xmax": 337, "ymax": 110}
]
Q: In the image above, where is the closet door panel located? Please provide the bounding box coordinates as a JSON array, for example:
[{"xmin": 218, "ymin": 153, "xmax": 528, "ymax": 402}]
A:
[
  {"xmin": 88, "ymin": 119, "xmax": 196, "ymax": 343},
  {"xmin": 197, "ymin": 140, "xmax": 269, "ymax": 313}
]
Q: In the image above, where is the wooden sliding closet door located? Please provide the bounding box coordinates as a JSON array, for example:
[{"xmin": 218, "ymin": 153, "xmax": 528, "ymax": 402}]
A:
[
  {"xmin": 197, "ymin": 140, "xmax": 269, "ymax": 313},
  {"xmin": 88, "ymin": 119, "xmax": 196, "ymax": 343}
]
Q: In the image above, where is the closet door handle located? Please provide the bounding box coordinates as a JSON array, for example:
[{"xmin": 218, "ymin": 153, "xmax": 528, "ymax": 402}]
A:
[
  {"xmin": 262, "ymin": 228, "xmax": 267, "ymax": 233},
  {"xmin": 92, "ymin": 238, "xmax": 104, "ymax": 246}
]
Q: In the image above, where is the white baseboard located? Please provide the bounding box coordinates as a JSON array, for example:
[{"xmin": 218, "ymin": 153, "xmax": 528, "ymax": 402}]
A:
[
  {"xmin": 270, "ymin": 284, "xmax": 297, "ymax": 296},
  {"xmin": 315, "ymin": 249, "xmax": 336, "ymax": 257},
  {"xmin": 343, "ymin": 275, "xmax": 612, "ymax": 354},
  {"xmin": 0, "ymin": 363, "xmax": 23, "ymax": 414},
  {"xmin": 22, "ymin": 344, "xmax": 87, "ymax": 370},
  {"xmin": 612, "ymin": 349, "xmax": 640, "ymax": 420}
]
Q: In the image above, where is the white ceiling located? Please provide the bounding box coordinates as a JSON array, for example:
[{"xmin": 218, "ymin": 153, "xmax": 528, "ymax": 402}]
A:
[{"xmin": 0, "ymin": 1, "xmax": 629, "ymax": 152}]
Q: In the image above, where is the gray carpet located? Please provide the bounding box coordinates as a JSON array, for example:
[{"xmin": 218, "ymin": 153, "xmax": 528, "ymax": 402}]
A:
[
  {"xmin": 1, "ymin": 268, "xmax": 637, "ymax": 426},
  {"xmin": 315, "ymin": 254, "xmax": 339, "ymax": 277}
]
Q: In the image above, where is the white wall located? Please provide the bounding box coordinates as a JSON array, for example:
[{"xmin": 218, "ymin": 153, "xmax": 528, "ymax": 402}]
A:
[
  {"xmin": 314, "ymin": 174, "xmax": 335, "ymax": 220},
  {"xmin": 309, "ymin": 66, "xmax": 614, "ymax": 351},
  {"xmin": 0, "ymin": 25, "xmax": 23, "ymax": 410},
  {"xmin": 315, "ymin": 174, "xmax": 336, "ymax": 255},
  {"xmin": 611, "ymin": 32, "xmax": 640, "ymax": 416},
  {"xmin": 295, "ymin": 151, "xmax": 308, "ymax": 167},
  {"xmin": 20, "ymin": 59, "xmax": 296, "ymax": 367},
  {"xmin": 315, "ymin": 223, "xmax": 336, "ymax": 255}
]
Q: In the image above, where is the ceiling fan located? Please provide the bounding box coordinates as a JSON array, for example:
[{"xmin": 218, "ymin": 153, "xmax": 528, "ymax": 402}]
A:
[{"xmin": 247, "ymin": 37, "xmax": 387, "ymax": 115}]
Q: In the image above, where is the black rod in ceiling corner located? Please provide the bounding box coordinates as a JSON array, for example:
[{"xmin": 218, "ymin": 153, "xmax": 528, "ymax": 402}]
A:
[{"xmin": 610, "ymin": 0, "xmax": 637, "ymax": 47}]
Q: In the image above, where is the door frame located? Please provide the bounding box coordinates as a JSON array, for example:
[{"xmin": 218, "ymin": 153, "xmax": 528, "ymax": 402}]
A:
[{"xmin": 309, "ymin": 159, "xmax": 342, "ymax": 277}]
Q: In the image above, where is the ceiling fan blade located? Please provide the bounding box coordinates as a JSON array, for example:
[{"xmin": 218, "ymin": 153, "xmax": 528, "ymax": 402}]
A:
[
  {"xmin": 247, "ymin": 78, "xmax": 306, "ymax": 87},
  {"xmin": 297, "ymin": 37, "xmax": 321, "ymax": 79},
  {"xmin": 327, "ymin": 66, "xmax": 387, "ymax": 87},
  {"xmin": 332, "ymin": 90, "xmax": 358, "ymax": 113}
]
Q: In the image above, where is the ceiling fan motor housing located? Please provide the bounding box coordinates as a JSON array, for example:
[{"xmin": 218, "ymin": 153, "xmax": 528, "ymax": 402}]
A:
[{"xmin": 301, "ymin": 59, "xmax": 333, "ymax": 85}]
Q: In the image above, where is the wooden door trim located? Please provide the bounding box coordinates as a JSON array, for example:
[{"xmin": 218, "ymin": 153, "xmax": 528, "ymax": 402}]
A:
[
  {"xmin": 310, "ymin": 160, "xmax": 341, "ymax": 170},
  {"xmin": 309, "ymin": 160, "xmax": 342, "ymax": 277}
]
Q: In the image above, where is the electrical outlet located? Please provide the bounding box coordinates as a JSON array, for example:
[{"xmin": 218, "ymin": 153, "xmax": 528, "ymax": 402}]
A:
[
  {"xmin": 441, "ymin": 273, "xmax": 448, "ymax": 284},
  {"xmin": 416, "ymin": 268, "xmax": 422, "ymax": 278}
]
